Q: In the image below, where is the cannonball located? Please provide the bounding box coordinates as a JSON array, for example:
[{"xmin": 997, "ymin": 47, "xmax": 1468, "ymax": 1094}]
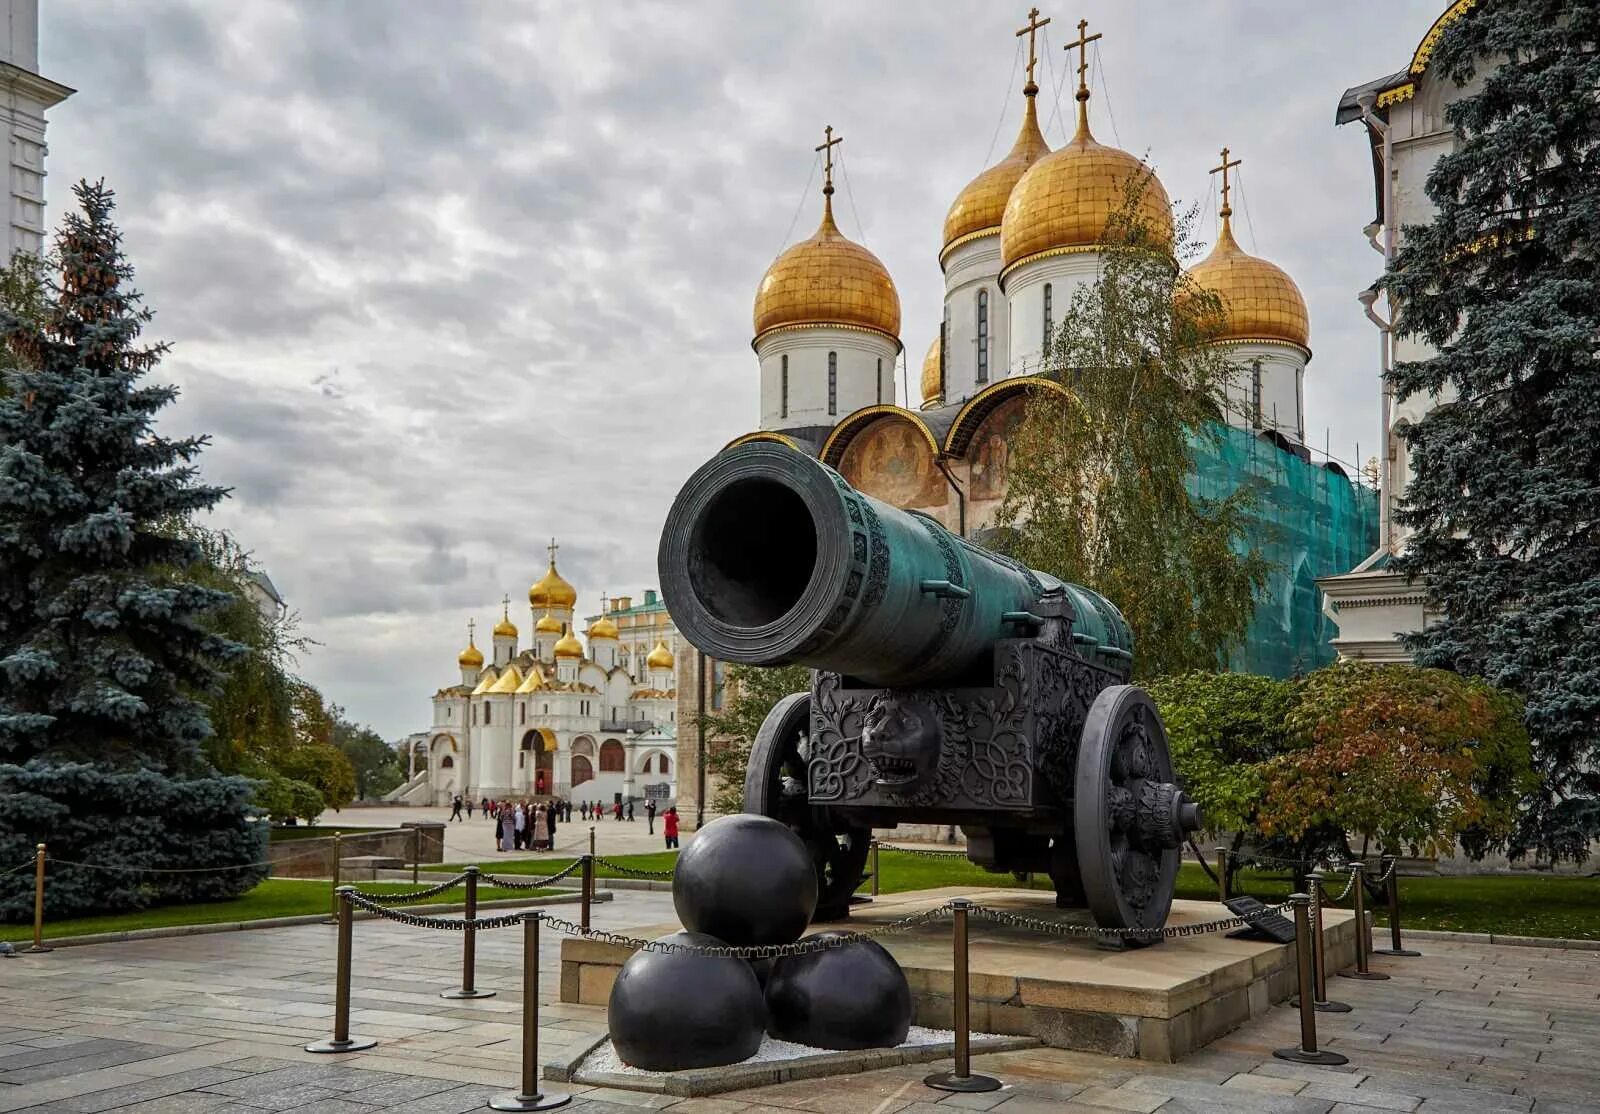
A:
[
  {"xmin": 672, "ymin": 813, "xmax": 817, "ymax": 947},
  {"xmin": 765, "ymin": 931, "xmax": 912, "ymax": 1050},
  {"xmin": 607, "ymin": 931, "xmax": 766, "ymax": 1071}
]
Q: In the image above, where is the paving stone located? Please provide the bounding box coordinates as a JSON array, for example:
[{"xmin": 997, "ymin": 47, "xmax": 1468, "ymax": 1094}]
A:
[
  {"xmin": 1067, "ymin": 1089, "xmax": 1167, "ymax": 1113},
  {"xmin": 46, "ymin": 1066, "xmax": 250, "ymax": 1112}
]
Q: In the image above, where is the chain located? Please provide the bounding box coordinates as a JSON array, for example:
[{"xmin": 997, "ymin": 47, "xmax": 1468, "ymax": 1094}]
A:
[
  {"xmin": 0, "ymin": 859, "xmax": 35, "ymax": 879},
  {"xmin": 480, "ymin": 859, "xmax": 585, "ymax": 889},
  {"xmin": 873, "ymin": 843, "xmax": 969, "ymax": 859},
  {"xmin": 348, "ymin": 872, "xmax": 469, "ymax": 904},
  {"xmin": 966, "ymin": 899, "xmax": 1295, "ymax": 941},
  {"xmin": 45, "ymin": 853, "xmax": 310, "ymax": 875},
  {"xmin": 592, "ymin": 856, "xmax": 676, "ymax": 880},
  {"xmin": 1370, "ymin": 857, "xmax": 1399, "ymax": 886},
  {"xmin": 342, "ymin": 889, "xmax": 533, "ymax": 931},
  {"xmin": 538, "ymin": 901, "xmax": 957, "ymax": 959},
  {"xmin": 1325, "ymin": 868, "xmax": 1359, "ymax": 902}
]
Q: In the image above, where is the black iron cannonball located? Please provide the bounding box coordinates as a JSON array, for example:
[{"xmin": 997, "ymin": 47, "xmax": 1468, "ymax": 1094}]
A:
[
  {"xmin": 765, "ymin": 931, "xmax": 912, "ymax": 1050},
  {"xmin": 672, "ymin": 813, "xmax": 818, "ymax": 946},
  {"xmin": 608, "ymin": 931, "xmax": 766, "ymax": 1071}
]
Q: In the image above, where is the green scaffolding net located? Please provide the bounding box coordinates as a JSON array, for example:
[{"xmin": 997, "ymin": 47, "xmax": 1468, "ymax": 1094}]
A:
[{"xmin": 1188, "ymin": 423, "xmax": 1381, "ymax": 678}]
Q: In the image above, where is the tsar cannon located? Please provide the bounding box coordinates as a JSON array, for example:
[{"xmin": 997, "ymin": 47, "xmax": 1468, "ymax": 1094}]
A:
[{"xmin": 657, "ymin": 442, "xmax": 1202, "ymax": 936}]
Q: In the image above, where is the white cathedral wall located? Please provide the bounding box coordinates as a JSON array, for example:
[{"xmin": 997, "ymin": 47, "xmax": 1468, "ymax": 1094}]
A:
[
  {"xmin": 473, "ymin": 696, "xmax": 516, "ymax": 795},
  {"xmin": 1003, "ymin": 251, "xmax": 1106, "ymax": 377},
  {"xmin": 757, "ymin": 328, "xmax": 900, "ymax": 430},
  {"xmin": 941, "ymin": 235, "xmax": 1009, "ymax": 406},
  {"xmin": 1219, "ymin": 341, "xmax": 1308, "ymax": 444}
]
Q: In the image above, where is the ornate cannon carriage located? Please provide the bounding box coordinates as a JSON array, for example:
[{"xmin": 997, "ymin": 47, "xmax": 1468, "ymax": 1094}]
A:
[{"xmin": 658, "ymin": 443, "xmax": 1202, "ymax": 936}]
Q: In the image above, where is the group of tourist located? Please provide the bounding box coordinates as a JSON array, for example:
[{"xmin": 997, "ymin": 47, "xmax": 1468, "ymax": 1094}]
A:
[
  {"xmin": 488, "ymin": 799, "xmax": 561, "ymax": 852},
  {"xmin": 580, "ymin": 798, "xmax": 636, "ymax": 822}
]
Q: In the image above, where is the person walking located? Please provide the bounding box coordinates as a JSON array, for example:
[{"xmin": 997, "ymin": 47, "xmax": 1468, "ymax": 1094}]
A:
[
  {"xmin": 449, "ymin": 794, "xmax": 463, "ymax": 822},
  {"xmin": 626, "ymin": 799, "xmax": 635, "ymax": 822},
  {"xmin": 494, "ymin": 805, "xmax": 509, "ymax": 852},
  {"xmin": 465, "ymin": 798, "xmax": 474, "ymax": 819},
  {"xmin": 612, "ymin": 799, "xmax": 622, "ymax": 822},
  {"xmin": 663, "ymin": 806, "xmax": 680, "ymax": 851},
  {"xmin": 547, "ymin": 799, "xmax": 559, "ymax": 849},
  {"xmin": 646, "ymin": 799, "xmax": 656, "ymax": 835}
]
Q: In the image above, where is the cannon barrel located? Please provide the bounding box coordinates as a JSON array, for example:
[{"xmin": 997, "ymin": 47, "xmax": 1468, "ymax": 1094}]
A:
[{"xmin": 657, "ymin": 443, "xmax": 1132, "ymax": 688}]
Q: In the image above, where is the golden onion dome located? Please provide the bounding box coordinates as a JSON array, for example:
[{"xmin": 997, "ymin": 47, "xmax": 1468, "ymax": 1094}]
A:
[
  {"xmin": 457, "ymin": 638, "xmax": 484, "ymax": 669},
  {"xmin": 1185, "ymin": 216, "xmax": 1310, "ymax": 349},
  {"xmin": 492, "ymin": 606, "xmax": 518, "ymax": 639},
  {"xmin": 943, "ymin": 90, "xmax": 1050, "ymax": 261},
  {"xmin": 920, "ymin": 336, "xmax": 942, "ymax": 410},
  {"xmin": 529, "ymin": 558, "xmax": 577, "ymax": 610},
  {"xmin": 646, "ymin": 640, "xmax": 675, "ymax": 670},
  {"xmin": 587, "ymin": 615, "xmax": 619, "ymax": 640},
  {"xmin": 553, "ymin": 629, "xmax": 584, "ymax": 659},
  {"xmin": 535, "ymin": 611, "xmax": 563, "ymax": 635},
  {"xmin": 1000, "ymin": 91, "xmax": 1173, "ymax": 275},
  {"xmin": 752, "ymin": 194, "xmax": 901, "ymax": 346}
]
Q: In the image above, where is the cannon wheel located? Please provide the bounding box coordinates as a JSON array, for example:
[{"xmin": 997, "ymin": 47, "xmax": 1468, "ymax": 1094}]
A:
[
  {"xmin": 743, "ymin": 691, "xmax": 872, "ymax": 922},
  {"xmin": 1073, "ymin": 685, "xmax": 1180, "ymax": 938}
]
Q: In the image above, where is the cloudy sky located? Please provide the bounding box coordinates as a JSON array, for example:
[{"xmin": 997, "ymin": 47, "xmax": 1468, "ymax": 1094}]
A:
[{"xmin": 40, "ymin": 1, "xmax": 1442, "ymax": 740}]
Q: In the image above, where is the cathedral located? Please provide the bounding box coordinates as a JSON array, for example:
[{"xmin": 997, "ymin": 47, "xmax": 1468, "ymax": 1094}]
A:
[
  {"xmin": 397, "ymin": 544, "xmax": 683, "ymax": 806},
  {"xmin": 731, "ymin": 13, "xmax": 1377, "ymax": 678}
]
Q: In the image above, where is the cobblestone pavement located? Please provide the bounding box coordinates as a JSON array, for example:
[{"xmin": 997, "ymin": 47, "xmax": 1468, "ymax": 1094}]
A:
[{"xmin": 1, "ymin": 889, "xmax": 1596, "ymax": 1112}]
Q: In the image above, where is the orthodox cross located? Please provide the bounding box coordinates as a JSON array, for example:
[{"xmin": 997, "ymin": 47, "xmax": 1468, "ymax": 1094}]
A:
[
  {"xmin": 1211, "ymin": 147, "xmax": 1242, "ymax": 218},
  {"xmin": 501, "ymin": 593, "xmax": 512, "ymax": 619},
  {"xmin": 1015, "ymin": 7, "xmax": 1051, "ymax": 92},
  {"xmin": 546, "ymin": 537, "xmax": 559, "ymax": 565},
  {"xmin": 815, "ymin": 125, "xmax": 842, "ymax": 195},
  {"xmin": 1068, "ymin": 18, "xmax": 1102, "ymax": 96},
  {"xmin": 467, "ymin": 618, "xmax": 476, "ymax": 644}
]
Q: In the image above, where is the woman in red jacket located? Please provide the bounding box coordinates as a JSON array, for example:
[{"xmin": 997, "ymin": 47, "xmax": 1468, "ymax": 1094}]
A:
[{"xmin": 663, "ymin": 806, "xmax": 680, "ymax": 850}]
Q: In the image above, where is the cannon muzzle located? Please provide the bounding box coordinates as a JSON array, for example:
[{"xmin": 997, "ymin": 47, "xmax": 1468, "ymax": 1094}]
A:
[{"xmin": 658, "ymin": 443, "xmax": 1131, "ymax": 688}]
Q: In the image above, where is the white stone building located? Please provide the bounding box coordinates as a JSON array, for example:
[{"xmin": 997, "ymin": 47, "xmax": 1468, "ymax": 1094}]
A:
[
  {"xmin": 0, "ymin": 0, "xmax": 69, "ymax": 261},
  {"xmin": 395, "ymin": 545, "xmax": 680, "ymax": 807}
]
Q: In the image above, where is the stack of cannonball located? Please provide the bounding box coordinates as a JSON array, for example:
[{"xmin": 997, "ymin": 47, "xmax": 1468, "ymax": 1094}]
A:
[{"xmin": 607, "ymin": 813, "xmax": 912, "ymax": 1071}]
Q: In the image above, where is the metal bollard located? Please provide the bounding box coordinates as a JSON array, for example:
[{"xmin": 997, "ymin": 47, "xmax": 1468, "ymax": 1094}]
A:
[
  {"xmin": 580, "ymin": 854, "xmax": 593, "ymax": 932},
  {"xmin": 1215, "ymin": 846, "xmax": 1229, "ymax": 902},
  {"xmin": 588, "ymin": 825, "xmax": 595, "ymax": 858},
  {"xmin": 441, "ymin": 866, "xmax": 496, "ymax": 999},
  {"xmin": 25, "ymin": 844, "xmax": 49, "ymax": 954},
  {"xmin": 871, "ymin": 839, "xmax": 881, "ymax": 898},
  {"xmin": 1274, "ymin": 893, "xmax": 1349, "ymax": 1066},
  {"xmin": 488, "ymin": 913, "xmax": 570, "ymax": 1111},
  {"xmin": 306, "ymin": 887, "xmax": 378, "ymax": 1053},
  {"xmin": 1339, "ymin": 862, "xmax": 1389, "ymax": 981},
  {"xmin": 923, "ymin": 899, "xmax": 1001, "ymax": 1093},
  {"xmin": 326, "ymin": 833, "xmax": 344, "ymax": 924},
  {"xmin": 1371, "ymin": 856, "xmax": 1421, "ymax": 957},
  {"xmin": 1300, "ymin": 871, "xmax": 1351, "ymax": 1013}
]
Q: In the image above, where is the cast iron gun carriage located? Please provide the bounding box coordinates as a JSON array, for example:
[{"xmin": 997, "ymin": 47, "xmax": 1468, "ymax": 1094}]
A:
[{"xmin": 658, "ymin": 443, "xmax": 1202, "ymax": 935}]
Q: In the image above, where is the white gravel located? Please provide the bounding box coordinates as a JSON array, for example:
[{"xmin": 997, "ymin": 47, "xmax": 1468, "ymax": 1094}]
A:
[{"xmin": 583, "ymin": 1025, "xmax": 981, "ymax": 1076}]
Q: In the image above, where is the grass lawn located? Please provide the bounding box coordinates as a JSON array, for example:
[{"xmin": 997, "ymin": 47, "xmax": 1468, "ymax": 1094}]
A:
[{"xmin": 0, "ymin": 877, "xmax": 555, "ymax": 944}]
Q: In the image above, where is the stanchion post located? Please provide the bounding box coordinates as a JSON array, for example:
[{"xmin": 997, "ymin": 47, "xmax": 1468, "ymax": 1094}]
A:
[
  {"xmin": 326, "ymin": 833, "xmax": 343, "ymax": 924},
  {"xmin": 924, "ymin": 899, "xmax": 1000, "ymax": 1094},
  {"xmin": 25, "ymin": 843, "xmax": 49, "ymax": 954},
  {"xmin": 1371, "ymin": 855, "xmax": 1421, "ymax": 957},
  {"xmin": 1274, "ymin": 893, "xmax": 1348, "ymax": 1066},
  {"xmin": 871, "ymin": 839, "xmax": 881, "ymax": 898},
  {"xmin": 588, "ymin": 825, "xmax": 595, "ymax": 858},
  {"xmin": 1215, "ymin": 846, "xmax": 1229, "ymax": 902},
  {"xmin": 1339, "ymin": 862, "xmax": 1389, "ymax": 981},
  {"xmin": 489, "ymin": 913, "xmax": 570, "ymax": 1111},
  {"xmin": 580, "ymin": 854, "xmax": 593, "ymax": 932},
  {"xmin": 1300, "ymin": 870, "xmax": 1351, "ymax": 1014},
  {"xmin": 306, "ymin": 887, "xmax": 378, "ymax": 1053},
  {"xmin": 441, "ymin": 866, "xmax": 496, "ymax": 999}
]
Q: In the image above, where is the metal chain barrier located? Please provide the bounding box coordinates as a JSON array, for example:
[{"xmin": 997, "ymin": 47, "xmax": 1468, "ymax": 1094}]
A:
[
  {"xmin": 965, "ymin": 899, "xmax": 1296, "ymax": 943},
  {"xmin": 348, "ymin": 872, "xmax": 470, "ymax": 904},
  {"xmin": 0, "ymin": 859, "xmax": 35, "ymax": 879},
  {"xmin": 874, "ymin": 843, "xmax": 969, "ymax": 858},
  {"xmin": 480, "ymin": 859, "xmax": 585, "ymax": 890},
  {"xmin": 343, "ymin": 888, "xmax": 535, "ymax": 932},
  {"xmin": 591, "ymin": 855, "xmax": 676, "ymax": 880},
  {"xmin": 1325, "ymin": 867, "xmax": 1359, "ymax": 903}
]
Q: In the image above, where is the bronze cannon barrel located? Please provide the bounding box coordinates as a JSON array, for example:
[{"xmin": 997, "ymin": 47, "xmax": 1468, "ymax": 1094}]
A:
[{"xmin": 657, "ymin": 443, "xmax": 1132, "ymax": 688}]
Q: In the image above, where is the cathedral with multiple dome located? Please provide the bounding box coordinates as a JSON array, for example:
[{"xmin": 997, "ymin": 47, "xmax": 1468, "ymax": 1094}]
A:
[{"xmin": 732, "ymin": 12, "xmax": 1374, "ymax": 677}]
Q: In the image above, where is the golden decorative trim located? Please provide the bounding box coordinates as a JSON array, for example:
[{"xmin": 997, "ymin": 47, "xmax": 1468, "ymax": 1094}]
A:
[
  {"xmin": 1411, "ymin": 0, "xmax": 1477, "ymax": 75},
  {"xmin": 819, "ymin": 405, "xmax": 941, "ymax": 467},
  {"xmin": 997, "ymin": 244, "xmax": 1106, "ymax": 291},
  {"xmin": 1376, "ymin": 83, "xmax": 1416, "ymax": 108},
  {"xmin": 943, "ymin": 376, "xmax": 1072, "ymax": 456},
  {"xmin": 751, "ymin": 320, "xmax": 903, "ymax": 354},
  {"xmin": 1212, "ymin": 336, "xmax": 1314, "ymax": 360},
  {"xmin": 723, "ymin": 430, "xmax": 801, "ymax": 452},
  {"xmin": 938, "ymin": 226, "xmax": 1001, "ymax": 269}
]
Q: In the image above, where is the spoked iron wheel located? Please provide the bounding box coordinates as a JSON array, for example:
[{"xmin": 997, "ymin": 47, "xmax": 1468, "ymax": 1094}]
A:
[
  {"xmin": 1073, "ymin": 685, "xmax": 1198, "ymax": 942},
  {"xmin": 744, "ymin": 692, "xmax": 871, "ymax": 921}
]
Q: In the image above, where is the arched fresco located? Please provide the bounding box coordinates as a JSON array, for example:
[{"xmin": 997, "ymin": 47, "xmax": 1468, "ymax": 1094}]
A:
[
  {"xmin": 837, "ymin": 417, "xmax": 947, "ymax": 509},
  {"xmin": 968, "ymin": 393, "xmax": 1025, "ymax": 503}
]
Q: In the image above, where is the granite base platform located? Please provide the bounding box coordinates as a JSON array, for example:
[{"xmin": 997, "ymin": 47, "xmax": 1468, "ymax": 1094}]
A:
[{"xmin": 559, "ymin": 886, "xmax": 1359, "ymax": 1062}]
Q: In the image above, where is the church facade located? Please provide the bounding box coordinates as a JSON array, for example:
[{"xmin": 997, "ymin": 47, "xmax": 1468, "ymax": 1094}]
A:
[
  {"xmin": 729, "ymin": 13, "xmax": 1377, "ymax": 679},
  {"xmin": 401, "ymin": 547, "xmax": 682, "ymax": 807}
]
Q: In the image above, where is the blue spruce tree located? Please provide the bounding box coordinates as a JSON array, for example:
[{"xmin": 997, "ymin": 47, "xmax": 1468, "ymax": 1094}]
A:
[
  {"xmin": 1385, "ymin": 1, "xmax": 1600, "ymax": 862},
  {"xmin": 0, "ymin": 181, "xmax": 268, "ymax": 918}
]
